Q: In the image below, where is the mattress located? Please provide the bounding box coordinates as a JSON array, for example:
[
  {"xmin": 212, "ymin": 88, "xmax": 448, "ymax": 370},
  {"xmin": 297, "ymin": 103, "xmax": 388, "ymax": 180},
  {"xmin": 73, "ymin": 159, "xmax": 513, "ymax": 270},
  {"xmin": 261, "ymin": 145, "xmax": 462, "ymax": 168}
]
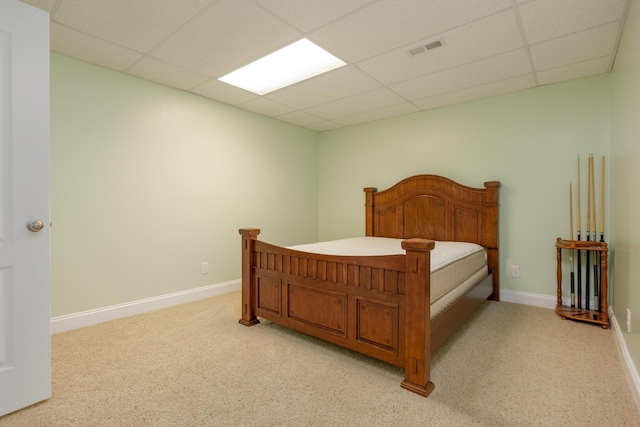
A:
[
  {"xmin": 431, "ymin": 266, "xmax": 488, "ymax": 319},
  {"xmin": 288, "ymin": 237, "xmax": 487, "ymax": 309}
]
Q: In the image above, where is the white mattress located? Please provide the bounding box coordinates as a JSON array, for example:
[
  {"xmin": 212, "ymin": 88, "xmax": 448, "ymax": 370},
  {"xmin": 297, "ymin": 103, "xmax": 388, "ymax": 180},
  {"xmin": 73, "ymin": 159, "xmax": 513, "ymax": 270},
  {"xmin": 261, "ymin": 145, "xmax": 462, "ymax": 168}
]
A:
[{"xmin": 288, "ymin": 237, "xmax": 487, "ymax": 307}]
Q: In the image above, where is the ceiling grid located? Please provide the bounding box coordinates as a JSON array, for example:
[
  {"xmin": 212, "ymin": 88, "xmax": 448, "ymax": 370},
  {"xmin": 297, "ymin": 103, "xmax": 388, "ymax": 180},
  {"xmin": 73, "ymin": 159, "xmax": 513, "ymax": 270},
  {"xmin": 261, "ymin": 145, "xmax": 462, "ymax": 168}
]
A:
[{"xmin": 21, "ymin": 0, "xmax": 630, "ymax": 131}]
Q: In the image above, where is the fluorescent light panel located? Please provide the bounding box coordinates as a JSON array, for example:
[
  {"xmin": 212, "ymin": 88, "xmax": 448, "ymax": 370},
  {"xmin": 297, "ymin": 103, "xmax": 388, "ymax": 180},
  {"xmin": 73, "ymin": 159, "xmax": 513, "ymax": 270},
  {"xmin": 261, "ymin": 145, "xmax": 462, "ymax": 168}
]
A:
[{"xmin": 218, "ymin": 38, "xmax": 346, "ymax": 95}]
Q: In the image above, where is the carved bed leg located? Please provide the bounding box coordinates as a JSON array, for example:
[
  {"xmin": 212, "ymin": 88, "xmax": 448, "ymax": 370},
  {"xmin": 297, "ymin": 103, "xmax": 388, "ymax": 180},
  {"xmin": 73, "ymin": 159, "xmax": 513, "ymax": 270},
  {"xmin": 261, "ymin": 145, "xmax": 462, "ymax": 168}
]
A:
[
  {"xmin": 484, "ymin": 181, "xmax": 501, "ymax": 301},
  {"xmin": 401, "ymin": 239, "xmax": 436, "ymax": 397},
  {"xmin": 239, "ymin": 228, "xmax": 260, "ymax": 326},
  {"xmin": 487, "ymin": 248, "xmax": 500, "ymax": 301}
]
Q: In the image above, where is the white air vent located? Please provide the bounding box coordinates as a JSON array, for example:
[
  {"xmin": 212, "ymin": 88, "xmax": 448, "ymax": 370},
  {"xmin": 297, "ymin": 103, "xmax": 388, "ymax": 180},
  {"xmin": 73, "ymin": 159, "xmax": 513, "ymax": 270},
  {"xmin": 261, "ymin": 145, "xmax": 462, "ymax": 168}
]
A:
[{"xmin": 408, "ymin": 39, "xmax": 446, "ymax": 56}]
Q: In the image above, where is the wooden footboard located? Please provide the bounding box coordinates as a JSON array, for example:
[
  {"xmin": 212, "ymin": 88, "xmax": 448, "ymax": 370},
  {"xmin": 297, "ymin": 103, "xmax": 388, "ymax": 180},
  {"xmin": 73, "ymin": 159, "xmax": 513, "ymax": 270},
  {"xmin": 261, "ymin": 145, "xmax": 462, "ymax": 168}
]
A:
[{"xmin": 239, "ymin": 228, "xmax": 436, "ymax": 397}]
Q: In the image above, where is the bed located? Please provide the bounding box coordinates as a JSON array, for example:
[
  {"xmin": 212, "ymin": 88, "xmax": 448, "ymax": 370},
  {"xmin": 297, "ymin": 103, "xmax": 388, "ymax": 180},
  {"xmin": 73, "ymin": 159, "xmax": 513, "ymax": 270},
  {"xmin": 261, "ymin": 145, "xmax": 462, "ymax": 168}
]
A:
[{"xmin": 239, "ymin": 174, "xmax": 500, "ymax": 397}]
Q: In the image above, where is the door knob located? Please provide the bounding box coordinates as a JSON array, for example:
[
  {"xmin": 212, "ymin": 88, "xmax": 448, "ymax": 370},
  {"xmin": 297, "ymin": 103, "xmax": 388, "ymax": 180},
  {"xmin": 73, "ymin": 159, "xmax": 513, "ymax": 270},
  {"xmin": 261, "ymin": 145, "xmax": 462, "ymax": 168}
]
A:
[{"xmin": 26, "ymin": 220, "xmax": 44, "ymax": 232}]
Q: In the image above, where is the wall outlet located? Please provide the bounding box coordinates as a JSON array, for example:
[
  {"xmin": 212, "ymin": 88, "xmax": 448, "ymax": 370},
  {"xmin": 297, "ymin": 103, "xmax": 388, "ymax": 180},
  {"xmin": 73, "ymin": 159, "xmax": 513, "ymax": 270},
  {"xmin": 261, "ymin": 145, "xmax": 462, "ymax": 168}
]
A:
[
  {"xmin": 201, "ymin": 262, "xmax": 209, "ymax": 275},
  {"xmin": 511, "ymin": 265, "xmax": 520, "ymax": 278},
  {"xmin": 627, "ymin": 309, "xmax": 632, "ymax": 333}
]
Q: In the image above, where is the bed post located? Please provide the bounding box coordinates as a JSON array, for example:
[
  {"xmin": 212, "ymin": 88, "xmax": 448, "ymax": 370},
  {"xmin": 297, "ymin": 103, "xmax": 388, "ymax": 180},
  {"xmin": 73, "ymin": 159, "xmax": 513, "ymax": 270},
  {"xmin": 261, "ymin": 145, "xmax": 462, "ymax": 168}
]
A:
[
  {"xmin": 483, "ymin": 181, "xmax": 501, "ymax": 301},
  {"xmin": 400, "ymin": 238, "xmax": 436, "ymax": 397},
  {"xmin": 363, "ymin": 187, "xmax": 377, "ymax": 237},
  {"xmin": 239, "ymin": 228, "xmax": 260, "ymax": 326}
]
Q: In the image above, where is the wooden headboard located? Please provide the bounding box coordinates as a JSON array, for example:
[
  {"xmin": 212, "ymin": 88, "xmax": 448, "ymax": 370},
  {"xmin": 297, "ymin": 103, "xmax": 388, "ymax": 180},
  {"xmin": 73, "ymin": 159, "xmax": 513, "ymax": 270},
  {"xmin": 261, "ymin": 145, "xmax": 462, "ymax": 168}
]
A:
[
  {"xmin": 364, "ymin": 175, "xmax": 501, "ymax": 299},
  {"xmin": 364, "ymin": 174, "xmax": 500, "ymax": 246}
]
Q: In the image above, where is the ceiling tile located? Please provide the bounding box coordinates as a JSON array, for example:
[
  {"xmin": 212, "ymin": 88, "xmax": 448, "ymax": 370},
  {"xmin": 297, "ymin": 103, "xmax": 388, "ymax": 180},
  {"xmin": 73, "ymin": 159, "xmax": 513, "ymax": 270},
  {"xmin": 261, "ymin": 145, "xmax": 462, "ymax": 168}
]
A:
[
  {"xmin": 333, "ymin": 102, "xmax": 420, "ymax": 126},
  {"xmin": 51, "ymin": 23, "xmax": 143, "ymax": 71},
  {"xmin": 390, "ymin": 49, "xmax": 532, "ymax": 100},
  {"xmin": 265, "ymin": 65, "xmax": 381, "ymax": 109},
  {"xmin": 53, "ymin": 0, "xmax": 214, "ymax": 53},
  {"xmin": 190, "ymin": 79, "xmax": 259, "ymax": 106},
  {"xmin": 305, "ymin": 121, "xmax": 342, "ymax": 132},
  {"xmin": 21, "ymin": 0, "xmax": 630, "ymax": 131},
  {"xmin": 414, "ymin": 74, "xmax": 536, "ymax": 110},
  {"xmin": 519, "ymin": 0, "xmax": 628, "ymax": 44},
  {"xmin": 616, "ymin": 0, "xmax": 640, "ymax": 55},
  {"xmin": 304, "ymin": 88, "xmax": 407, "ymax": 120},
  {"xmin": 275, "ymin": 111, "xmax": 324, "ymax": 127},
  {"xmin": 150, "ymin": 0, "xmax": 301, "ymax": 77},
  {"xmin": 310, "ymin": 0, "xmax": 512, "ymax": 62},
  {"xmin": 530, "ymin": 22, "xmax": 620, "ymax": 71},
  {"xmin": 127, "ymin": 57, "xmax": 210, "ymax": 91},
  {"xmin": 238, "ymin": 97, "xmax": 295, "ymax": 117},
  {"xmin": 357, "ymin": 9, "xmax": 523, "ymax": 85},
  {"xmin": 256, "ymin": 0, "xmax": 376, "ymax": 32},
  {"xmin": 537, "ymin": 56, "xmax": 612, "ymax": 85}
]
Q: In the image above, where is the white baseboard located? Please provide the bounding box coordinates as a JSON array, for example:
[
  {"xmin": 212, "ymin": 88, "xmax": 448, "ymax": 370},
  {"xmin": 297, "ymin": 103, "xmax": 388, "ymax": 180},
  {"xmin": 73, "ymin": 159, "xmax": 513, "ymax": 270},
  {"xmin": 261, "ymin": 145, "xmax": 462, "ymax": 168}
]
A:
[
  {"xmin": 609, "ymin": 307, "xmax": 640, "ymax": 413},
  {"xmin": 500, "ymin": 289, "xmax": 557, "ymax": 309},
  {"xmin": 50, "ymin": 279, "xmax": 240, "ymax": 334},
  {"xmin": 47, "ymin": 287, "xmax": 587, "ymax": 334},
  {"xmin": 500, "ymin": 289, "xmax": 600, "ymax": 311}
]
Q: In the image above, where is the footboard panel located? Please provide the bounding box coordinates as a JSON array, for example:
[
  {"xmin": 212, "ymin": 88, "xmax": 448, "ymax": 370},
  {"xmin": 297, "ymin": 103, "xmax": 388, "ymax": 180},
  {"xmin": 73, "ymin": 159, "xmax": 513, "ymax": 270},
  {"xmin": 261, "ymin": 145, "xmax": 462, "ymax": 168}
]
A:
[
  {"xmin": 251, "ymin": 240, "xmax": 409, "ymax": 366},
  {"xmin": 256, "ymin": 275, "xmax": 281, "ymax": 316},
  {"xmin": 355, "ymin": 298, "xmax": 400, "ymax": 353},
  {"xmin": 287, "ymin": 283, "xmax": 347, "ymax": 337}
]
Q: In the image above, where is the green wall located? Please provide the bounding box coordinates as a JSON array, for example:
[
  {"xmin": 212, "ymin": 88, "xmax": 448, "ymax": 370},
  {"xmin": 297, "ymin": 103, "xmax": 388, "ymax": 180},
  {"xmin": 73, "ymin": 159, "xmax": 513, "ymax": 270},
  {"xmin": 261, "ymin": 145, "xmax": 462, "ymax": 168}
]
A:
[
  {"xmin": 51, "ymin": 38, "xmax": 625, "ymax": 317},
  {"xmin": 50, "ymin": 54, "xmax": 319, "ymax": 316},
  {"xmin": 51, "ymin": 52, "xmax": 617, "ymax": 316},
  {"xmin": 318, "ymin": 74, "xmax": 611, "ymax": 299},
  {"xmin": 611, "ymin": 0, "xmax": 640, "ymax": 380}
]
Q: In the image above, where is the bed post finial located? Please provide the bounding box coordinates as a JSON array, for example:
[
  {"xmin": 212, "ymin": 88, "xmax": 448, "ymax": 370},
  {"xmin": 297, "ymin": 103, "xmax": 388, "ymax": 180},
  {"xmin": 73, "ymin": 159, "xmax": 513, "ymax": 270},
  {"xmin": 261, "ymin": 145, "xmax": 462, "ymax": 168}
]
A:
[
  {"xmin": 364, "ymin": 187, "xmax": 377, "ymax": 237},
  {"xmin": 239, "ymin": 228, "xmax": 260, "ymax": 326}
]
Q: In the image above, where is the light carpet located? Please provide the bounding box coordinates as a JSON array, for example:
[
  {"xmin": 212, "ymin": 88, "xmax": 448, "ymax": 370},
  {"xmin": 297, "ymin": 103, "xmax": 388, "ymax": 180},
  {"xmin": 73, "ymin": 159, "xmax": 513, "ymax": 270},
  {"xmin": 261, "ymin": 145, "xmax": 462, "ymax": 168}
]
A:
[{"xmin": 1, "ymin": 291, "xmax": 638, "ymax": 426}]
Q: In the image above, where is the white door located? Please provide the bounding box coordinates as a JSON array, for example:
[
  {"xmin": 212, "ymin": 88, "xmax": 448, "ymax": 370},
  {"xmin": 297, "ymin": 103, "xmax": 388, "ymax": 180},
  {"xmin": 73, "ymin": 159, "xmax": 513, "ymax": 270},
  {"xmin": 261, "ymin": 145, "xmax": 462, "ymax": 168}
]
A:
[{"xmin": 0, "ymin": 0, "xmax": 51, "ymax": 416}]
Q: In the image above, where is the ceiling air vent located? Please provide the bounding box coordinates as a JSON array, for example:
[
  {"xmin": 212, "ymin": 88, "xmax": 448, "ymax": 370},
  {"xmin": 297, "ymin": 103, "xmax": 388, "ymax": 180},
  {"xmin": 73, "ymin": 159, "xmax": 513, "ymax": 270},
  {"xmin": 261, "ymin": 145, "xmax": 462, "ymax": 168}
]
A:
[
  {"xmin": 425, "ymin": 40, "xmax": 443, "ymax": 50},
  {"xmin": 408, "ymin": 39, "xmax": 446, "ymax": 56}
]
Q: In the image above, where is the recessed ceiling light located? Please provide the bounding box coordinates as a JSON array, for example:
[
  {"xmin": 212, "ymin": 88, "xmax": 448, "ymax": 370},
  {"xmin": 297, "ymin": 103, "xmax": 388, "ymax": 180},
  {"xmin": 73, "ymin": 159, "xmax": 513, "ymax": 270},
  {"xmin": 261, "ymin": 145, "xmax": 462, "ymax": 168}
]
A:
[{"xmin": 218, "ymin": 38, "xmax": 346, "ymax": 95}]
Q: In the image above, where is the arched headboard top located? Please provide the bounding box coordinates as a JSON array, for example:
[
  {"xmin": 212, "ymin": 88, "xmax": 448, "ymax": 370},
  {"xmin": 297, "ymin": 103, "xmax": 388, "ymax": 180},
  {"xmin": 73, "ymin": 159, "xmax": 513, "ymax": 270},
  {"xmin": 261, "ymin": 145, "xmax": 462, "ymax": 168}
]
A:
[{"xmin": 364, "ymin": 175, "xmax": 500, "ymax": 248}]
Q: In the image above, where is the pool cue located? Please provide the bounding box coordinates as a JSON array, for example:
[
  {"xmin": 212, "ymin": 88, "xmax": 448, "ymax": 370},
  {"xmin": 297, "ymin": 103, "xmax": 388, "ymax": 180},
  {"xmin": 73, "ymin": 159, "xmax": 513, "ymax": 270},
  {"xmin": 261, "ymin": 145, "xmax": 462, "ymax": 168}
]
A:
[
  {"xmin": 591, "ymin": 154, "xmax": 599, "ymax": 312},
  {"xmin": 601, "ymin": 155, "xmax": 605, "ymax": 244},
  {"xmin": 597, "ymin": 155, "xmax": 605, "ymax": 311},
  {"xmin": 576, "ymin": 156, "xmax": 582, "ymax": 308},
  {"xmin": 585, "ymin": 154, "xmax": 591, "ymax": 311},
  {"xmin": 570, "ymin": 181, "xmax": 575, "ymax": 307}
]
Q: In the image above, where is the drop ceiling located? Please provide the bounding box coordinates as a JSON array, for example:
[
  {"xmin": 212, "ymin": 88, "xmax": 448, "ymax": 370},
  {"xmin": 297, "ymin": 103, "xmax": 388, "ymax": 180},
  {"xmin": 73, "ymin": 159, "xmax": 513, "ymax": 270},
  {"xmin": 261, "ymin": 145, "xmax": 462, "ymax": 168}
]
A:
[{"xmin": 21, "ymin": 0, "xmax": 630, "ymax": 131}]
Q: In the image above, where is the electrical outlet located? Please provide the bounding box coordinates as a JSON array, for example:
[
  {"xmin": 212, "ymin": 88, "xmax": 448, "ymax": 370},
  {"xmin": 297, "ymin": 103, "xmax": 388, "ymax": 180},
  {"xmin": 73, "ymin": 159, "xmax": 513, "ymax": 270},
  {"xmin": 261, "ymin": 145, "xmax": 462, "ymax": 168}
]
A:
[
  {"xmin": 201, "ymin": 262, "xmax": 209, "ymax": 275},
  {"xmin": 627, "ymin": 309, "xmax": 632, "ymax": 333},
  {"xmin": 511, "ymin": 265, "xmax": 520, "ymax": 278}
]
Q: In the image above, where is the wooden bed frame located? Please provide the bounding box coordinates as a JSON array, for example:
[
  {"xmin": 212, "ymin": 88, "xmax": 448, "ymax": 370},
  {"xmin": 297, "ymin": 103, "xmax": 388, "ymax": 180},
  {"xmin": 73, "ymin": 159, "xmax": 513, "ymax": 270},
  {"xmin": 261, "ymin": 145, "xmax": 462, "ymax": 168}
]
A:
[{"xmin": 239, "ymin": 174, "xmax": 500, "ymax": 397}]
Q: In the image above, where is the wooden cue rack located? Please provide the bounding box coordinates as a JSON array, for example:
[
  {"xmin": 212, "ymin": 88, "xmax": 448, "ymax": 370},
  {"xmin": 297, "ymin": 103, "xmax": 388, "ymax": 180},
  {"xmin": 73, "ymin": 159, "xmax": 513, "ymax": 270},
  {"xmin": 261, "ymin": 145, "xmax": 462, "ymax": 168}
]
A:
[{"xmin": 555, "ymin": 238, "xmax": 608, "ymax": 328}]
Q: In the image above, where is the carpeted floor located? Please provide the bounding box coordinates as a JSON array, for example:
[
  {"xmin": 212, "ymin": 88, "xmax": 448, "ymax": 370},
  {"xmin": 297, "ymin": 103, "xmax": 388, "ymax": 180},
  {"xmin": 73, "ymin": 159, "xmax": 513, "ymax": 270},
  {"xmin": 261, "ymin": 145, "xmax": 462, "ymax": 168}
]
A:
[{"xmin": 1, "ymin": 291, "xmax": 638, "ymax": 426}]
